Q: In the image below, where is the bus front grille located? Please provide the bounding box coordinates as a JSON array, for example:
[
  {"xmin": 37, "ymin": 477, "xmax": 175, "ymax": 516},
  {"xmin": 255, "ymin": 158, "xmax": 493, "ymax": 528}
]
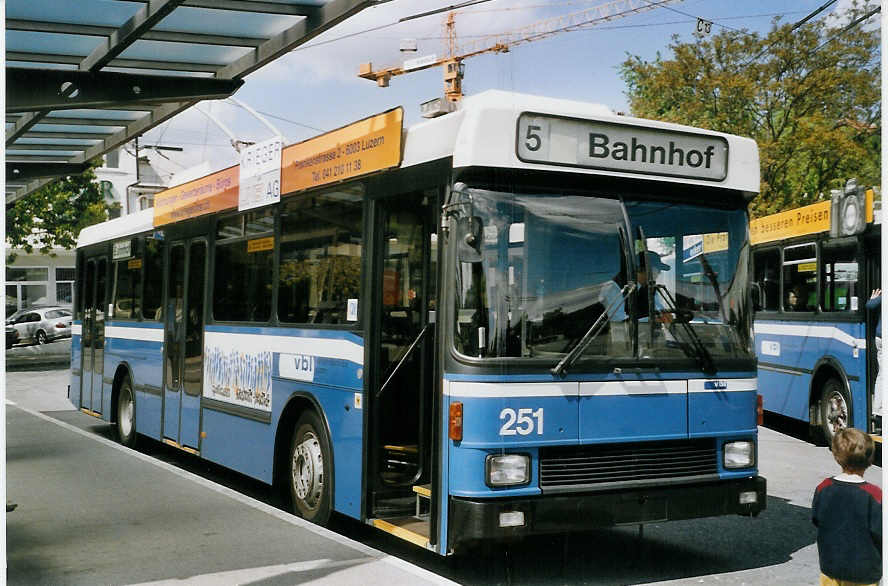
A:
[{"xmin": 539, "ymin": 438, "xmax": 718, "ymax": 492}]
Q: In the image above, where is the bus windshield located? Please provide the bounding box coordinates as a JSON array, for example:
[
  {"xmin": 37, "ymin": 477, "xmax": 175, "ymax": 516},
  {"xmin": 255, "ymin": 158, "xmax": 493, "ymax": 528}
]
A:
[{"xmin": 452, "ymin": 186, "xmax": 753, "ymax": 366}]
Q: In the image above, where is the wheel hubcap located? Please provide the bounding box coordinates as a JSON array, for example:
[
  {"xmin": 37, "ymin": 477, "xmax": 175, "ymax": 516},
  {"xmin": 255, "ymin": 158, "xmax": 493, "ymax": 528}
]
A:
[
  {"xmin": 119, "ymin": 393, "xmax": 133, "ymax": 438},
  {"xmin": 292, "ymin": 431, "xmax": 324, "ymax": 510},
  {"xmin": 826, "ymin": 391, "xmax": 848, "ymax": 434}
]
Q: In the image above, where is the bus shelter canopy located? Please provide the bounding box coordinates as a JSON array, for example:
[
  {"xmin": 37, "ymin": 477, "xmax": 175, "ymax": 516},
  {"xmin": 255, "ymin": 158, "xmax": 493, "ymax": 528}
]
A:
[{"xmin": 6, "ymin": 0, "xmax": 380, "ymax": 204}]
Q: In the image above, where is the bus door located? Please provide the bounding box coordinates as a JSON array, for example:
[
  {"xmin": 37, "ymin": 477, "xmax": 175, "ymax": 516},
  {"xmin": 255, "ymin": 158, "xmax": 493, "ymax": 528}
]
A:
[
  {"xmin": 162, "ymin": 239, "xmax": 207, "ymax": 450},
  {"xmin": 80, "ymin": 256, "xmax": 107, "ymax": 413},
  {"xmin": 369, "ymin": 191, "xmax": 437, "ymax": 515}
]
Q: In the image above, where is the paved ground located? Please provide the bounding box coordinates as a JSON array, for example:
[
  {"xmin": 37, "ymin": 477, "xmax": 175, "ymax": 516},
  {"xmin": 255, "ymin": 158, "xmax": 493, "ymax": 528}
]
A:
[{"xmin": 5, "ymin": 368, "xmax": 456, "ymax": 586}]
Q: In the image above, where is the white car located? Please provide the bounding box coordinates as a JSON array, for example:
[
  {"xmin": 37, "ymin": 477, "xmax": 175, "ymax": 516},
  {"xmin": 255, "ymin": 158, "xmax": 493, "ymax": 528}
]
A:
[{"xmin": 6, "ymin": 307, "xmax": 73, "ymax": 345}]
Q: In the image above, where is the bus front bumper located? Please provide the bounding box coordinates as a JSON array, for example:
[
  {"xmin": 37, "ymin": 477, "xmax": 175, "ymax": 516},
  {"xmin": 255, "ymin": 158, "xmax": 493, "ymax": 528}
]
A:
[{"xmin": 448, "ymin": 475, "xmax": 766, "ymax": 549}]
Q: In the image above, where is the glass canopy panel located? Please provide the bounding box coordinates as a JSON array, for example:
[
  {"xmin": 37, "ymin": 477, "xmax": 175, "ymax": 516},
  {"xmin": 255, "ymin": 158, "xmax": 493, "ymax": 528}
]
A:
[
  {"xmin": 6, "ymin": 31, "xmax": 102, "ymax": 56},
  {"xmin": 154, "ymin": 7, "xmax": 305, "ymax": 38},
  {"xmin": 118, "ymin": 40, "xmax": 253, "ymax": 66},
  {"xmin": 6, "ymin": 0, "xmax": 140, "ymax": 27}
]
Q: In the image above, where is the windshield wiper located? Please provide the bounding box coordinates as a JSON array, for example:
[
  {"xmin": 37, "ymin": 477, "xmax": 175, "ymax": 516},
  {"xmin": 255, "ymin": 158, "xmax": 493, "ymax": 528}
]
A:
[
  {"xmin": 654, "ymin": 285, "xmax": 717, "ymax": 376},
  {"xmin": 551, "ymin": 282, "xmax": 635, "ymax": 378}
]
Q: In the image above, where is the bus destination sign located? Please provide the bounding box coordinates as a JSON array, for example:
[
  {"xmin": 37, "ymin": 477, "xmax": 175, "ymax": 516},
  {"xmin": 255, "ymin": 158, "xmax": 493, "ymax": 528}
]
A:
[
  {"xmin": 281, "ymin": 107, "xmax": 403, "ymax": 194},
  {"xmin": 516, "ymin": 113, "xmax": 728, "ymax": 181}
]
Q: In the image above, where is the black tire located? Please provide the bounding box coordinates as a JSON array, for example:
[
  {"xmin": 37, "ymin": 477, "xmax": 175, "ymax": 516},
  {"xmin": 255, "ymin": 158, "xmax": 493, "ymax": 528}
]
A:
[
  {"xmin": 35, "ymin": 330, "xmax": 47, "ymax": 345},
  {"xmin": 819, "ymin": 378, "xmax": 851, "ymax": 446},
  {"xmin": 116, "ymin": 379, "xmax": 137, "ymax": 448},
  {"xmin": 289, "ymin": 411, "xmax": 332, "ymax": 525}
]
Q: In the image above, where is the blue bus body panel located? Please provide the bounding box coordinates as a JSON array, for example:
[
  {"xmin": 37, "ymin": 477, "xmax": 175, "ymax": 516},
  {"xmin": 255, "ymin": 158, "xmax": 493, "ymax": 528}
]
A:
[
  {"xmin": 198, "ymin": 326, "xmax": 366, "ymax": 520},
  {"xmin": 444, "ymin": 372, "xmax": 758, "ymax": 497},
  {"xmin": 74, "ymin": 322, "xmax": 366, "ymax": 521},
  {"xmin": 755, "ymin": 319, "xmax": 866, "ymax": 426}
]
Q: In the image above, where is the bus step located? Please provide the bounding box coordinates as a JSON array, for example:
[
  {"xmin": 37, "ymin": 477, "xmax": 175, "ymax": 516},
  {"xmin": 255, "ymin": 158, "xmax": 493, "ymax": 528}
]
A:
[
  {"xmin": 371, "ymin": 517, "xmax": 430, "ymax": 549},
  {"xmin": 413, "ymin": 484, "xmax": 431, "ymax": 517}
]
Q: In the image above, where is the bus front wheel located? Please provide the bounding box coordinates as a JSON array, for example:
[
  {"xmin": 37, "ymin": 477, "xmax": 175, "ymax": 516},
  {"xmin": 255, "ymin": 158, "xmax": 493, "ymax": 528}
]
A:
[
  {"xmin": 289, "ymin": 411, "xmax": 332, "ymax": 526},
  {"xmin": 117, "ymin": 378, "xmax": 137, "ymax": 448},
  {"xmin": 819, "ymin": 378, "xmax": 850, "ymax": 446}
]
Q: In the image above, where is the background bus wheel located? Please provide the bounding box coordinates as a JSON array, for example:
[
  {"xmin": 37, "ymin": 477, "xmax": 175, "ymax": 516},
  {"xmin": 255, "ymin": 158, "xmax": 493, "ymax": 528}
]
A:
[
  {"xmin": 117, "ymin": 379, "xmax": 136, "ymax": 448},
  {"xmin": 819, "ymin": 378, "xmax": 850, "ymax": 446},
  {"xmin": 289, "ymin": 411, "xmax": 332, "ymax": 525}
]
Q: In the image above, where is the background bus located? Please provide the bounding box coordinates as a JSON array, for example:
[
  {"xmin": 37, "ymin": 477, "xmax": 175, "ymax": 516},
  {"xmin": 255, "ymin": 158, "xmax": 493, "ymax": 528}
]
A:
[
  {"xmin": 71, "ymin": 90, "xmax": 765, "ymax": 555},
  {"xmin": 750, "ymin": 182, "xmax": 881, "ymax": 445}
]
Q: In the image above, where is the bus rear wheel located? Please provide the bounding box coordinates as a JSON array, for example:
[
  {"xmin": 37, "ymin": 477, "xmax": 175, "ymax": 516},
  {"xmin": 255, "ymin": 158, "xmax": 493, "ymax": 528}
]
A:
[
  {"xmin": 117, "ymin": 379, "xmax": 137, "ymax": 448},
  {"xmin": 289, "ymin": 411, "xmax": 332, "ymax": 526},
  {"xmin": 819, "ymin": 378, "xmax": 850, "ymax": 446}
]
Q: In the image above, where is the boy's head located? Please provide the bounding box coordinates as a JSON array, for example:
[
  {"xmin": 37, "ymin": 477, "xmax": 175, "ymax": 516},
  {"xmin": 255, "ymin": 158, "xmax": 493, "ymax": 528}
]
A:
[{"xmin": 831, "ymin": 428, "xmax": 875, "ymax": 474}]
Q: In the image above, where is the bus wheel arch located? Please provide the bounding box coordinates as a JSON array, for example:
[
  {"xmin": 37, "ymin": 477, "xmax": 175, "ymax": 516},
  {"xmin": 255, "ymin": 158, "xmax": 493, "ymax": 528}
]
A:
[
  {"xmin": 274, "ymin": 393, "xmax": 334, "ymax": 525},
  {"xmin": 111, "ymin": 364, "xmax": 137, "ymax": 448},
  {"xmin": 809, "ymin": 360, "xmax": 852, "ymax": 445}
]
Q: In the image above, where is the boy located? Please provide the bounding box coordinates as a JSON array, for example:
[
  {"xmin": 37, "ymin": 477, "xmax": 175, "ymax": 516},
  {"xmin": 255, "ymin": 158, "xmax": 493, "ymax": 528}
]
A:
[{"xmin": 812, "ymin": 428, "xmax": 882, "ymax": 585}]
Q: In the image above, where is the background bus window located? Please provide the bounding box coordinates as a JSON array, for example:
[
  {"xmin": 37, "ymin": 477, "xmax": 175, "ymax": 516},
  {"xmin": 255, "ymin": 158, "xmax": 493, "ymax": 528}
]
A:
[
  {"xmin": 112, "ymin": 258, "xmax": 141, "ymax": 319},
  {"xmin": 820, "ymin": 243, "xmax": 859, "ymax": 312},
  {"xmin": 278, "ymin": 186, "xmax": 363, "ymax": 325},
  {"xmin": 782, "ymin": 242, "xmax": 817, "ymax": 311},
  {"xmin": 753, "ymin": 248, "xmax": 780, "ymax": 311},
  {"xmin": 143, "ymin": 239, "xmax": 163, "ymax": 321},
  {"xmin": 214, "ymin": 210, "xmax": 274, "ymax": 323}
]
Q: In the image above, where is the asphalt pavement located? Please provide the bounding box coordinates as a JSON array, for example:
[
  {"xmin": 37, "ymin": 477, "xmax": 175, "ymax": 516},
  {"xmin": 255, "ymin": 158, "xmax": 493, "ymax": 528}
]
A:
[
  {"xmin": 6, "ymin": 337, "xmax": 72, "ymax": 370},
  {"xmin": 4, "ymin": 366, "xmax": 456, "ymax": 586}
]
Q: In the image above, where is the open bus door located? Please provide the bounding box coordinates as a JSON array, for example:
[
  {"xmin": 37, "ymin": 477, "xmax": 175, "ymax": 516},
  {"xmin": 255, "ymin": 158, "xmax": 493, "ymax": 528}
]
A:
[{"xmin": 367, "ymin": 190, "xmax": 438, "ymax": 548}]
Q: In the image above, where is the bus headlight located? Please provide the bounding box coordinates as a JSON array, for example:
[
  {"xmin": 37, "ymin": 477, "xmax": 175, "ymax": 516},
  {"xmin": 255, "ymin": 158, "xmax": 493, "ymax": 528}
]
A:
[
  {"xmin": 723, "ymin": 441, "xmax": 755, "ymax": 469},
  {"xmin": 486, "ymin": 454, "xmax": 530, "ymax": 487}
]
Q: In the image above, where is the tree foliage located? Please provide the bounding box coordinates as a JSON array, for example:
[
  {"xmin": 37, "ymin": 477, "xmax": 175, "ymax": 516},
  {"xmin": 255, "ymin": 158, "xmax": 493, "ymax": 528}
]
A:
[
  {"xmin": 620, "ymin": 9, "xmax": 880, "ymax": 216},
  {"xmin": 6, "ymin": 160, "xmax": 115, "ymax": 261}
]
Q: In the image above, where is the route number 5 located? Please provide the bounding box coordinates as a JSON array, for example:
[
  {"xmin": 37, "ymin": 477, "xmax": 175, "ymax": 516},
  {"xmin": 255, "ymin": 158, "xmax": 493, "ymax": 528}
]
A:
[
  {"xmin": 524, "ymin": 125, "xmax": 542, "ymax": 152},
  {"xmin": 500, "ymin": 407, "xmax": 544, "ymax": 436}
]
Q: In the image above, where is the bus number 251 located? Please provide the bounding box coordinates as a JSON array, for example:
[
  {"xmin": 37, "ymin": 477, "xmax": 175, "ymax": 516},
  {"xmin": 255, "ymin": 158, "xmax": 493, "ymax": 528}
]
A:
[{"xmin": 499, "ymin": 408, "xmax": 544, "ymax": 436}]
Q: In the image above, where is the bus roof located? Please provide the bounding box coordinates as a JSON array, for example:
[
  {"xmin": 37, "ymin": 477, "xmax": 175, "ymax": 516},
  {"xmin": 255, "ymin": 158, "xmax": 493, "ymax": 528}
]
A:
[{"xmin": 78, "ymin": 90, "xmax": 760, "ymax": 248}]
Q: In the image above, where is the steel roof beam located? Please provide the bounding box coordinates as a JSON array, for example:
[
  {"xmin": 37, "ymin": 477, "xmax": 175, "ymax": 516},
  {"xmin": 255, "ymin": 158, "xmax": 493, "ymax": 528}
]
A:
[
  {"xmin": 7, "ymin": 144, "xmax": 89, "ymax": 151},
  {"xmin": 21, "ymin": 131, "xmax": 111, "ymax": 140},
  {"xmin": 121, "ymin": 0, "xmax": 320, "ymax": 16},
  {"xmin": 8, "ymin": 68, "xmax": 244, "ymax": 113},
  {"xmin": 6, "ymin": 178, "xmax": 54, "ymax": 204},
  {"xmin": 8, "ymin": 52, "xmax": 223, "ymax": 73}
]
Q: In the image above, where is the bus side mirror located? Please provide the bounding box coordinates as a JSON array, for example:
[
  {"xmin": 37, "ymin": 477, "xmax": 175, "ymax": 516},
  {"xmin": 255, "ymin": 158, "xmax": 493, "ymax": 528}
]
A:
[
  {"xmin": 457, "ymin": 216, "xmax": 482, "ymax": 263},
  {"xmin": 751, "ymin": 283, "xmax": 763, "ymax": 312}
]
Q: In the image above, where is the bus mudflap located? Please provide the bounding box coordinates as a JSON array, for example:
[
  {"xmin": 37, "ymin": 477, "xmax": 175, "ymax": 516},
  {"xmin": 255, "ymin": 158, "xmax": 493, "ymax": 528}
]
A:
[{"xmin": 448, "ymin": 476, "xmax": 766, "ymax": 550}]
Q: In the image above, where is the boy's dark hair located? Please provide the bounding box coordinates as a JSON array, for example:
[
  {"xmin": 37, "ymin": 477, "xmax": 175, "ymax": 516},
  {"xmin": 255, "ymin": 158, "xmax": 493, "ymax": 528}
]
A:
[{"xmin": 831, "ymin": 428, "xmax": 875, "ymax": 471}]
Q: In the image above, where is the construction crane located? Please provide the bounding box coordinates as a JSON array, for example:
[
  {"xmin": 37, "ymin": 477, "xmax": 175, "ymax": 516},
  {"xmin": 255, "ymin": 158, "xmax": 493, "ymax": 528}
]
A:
[{"xmin": 358, "ymin": 0, "xmax": 681, "ymax": 103}]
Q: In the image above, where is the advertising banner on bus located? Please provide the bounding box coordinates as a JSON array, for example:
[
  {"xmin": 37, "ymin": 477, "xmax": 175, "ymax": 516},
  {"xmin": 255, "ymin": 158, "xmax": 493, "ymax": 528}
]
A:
[
  {"xmin": 153, "ymin": 165, "xmax": 239, "ymax": 227},
  {"xmin": 281, "ymin": 107, "xmax": 403, "ymax": 195}
]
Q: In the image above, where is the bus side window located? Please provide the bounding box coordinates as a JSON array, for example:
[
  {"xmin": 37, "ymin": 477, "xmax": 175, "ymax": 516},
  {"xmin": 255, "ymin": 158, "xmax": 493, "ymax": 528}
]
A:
[
  {"xmin": 143, "ymin": 238, "xmax": 164, "ymax": 321},
  {"xmin": 782, "ymin": 243, "xmax": 817, "ymax": 312},
  {"xmin": 820, "ymin": 243, "xmax": 859, "ymax": 312},
  {"xmin": 752, "ymin": 248, "xmax": 780, "ymax": 311}
]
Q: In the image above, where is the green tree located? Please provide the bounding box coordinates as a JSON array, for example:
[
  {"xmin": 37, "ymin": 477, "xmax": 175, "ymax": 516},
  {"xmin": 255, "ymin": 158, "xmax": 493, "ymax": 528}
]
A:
[
  {"xmin": 620, "ymin": 8, "xmax": 880, "ymax": 216},
  {"xmin": 6, "ymin": 160, "xmax": 116, "ymax": 261}
]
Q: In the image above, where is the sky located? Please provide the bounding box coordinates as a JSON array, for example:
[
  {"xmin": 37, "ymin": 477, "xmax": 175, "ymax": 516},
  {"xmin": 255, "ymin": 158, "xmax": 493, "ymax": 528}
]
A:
[{"xmin": 137, "ymin": 0, "xmax": 881, "ymax": 186}]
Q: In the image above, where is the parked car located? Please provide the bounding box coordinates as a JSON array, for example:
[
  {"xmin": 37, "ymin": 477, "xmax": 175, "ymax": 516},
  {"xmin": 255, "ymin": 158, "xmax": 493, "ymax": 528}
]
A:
[
  {"xmin": 6, "ymin": 306, "xmax": 72, "ymax": 345},
  {"xmin": 6, "ymin": 325, "xmax": 19, "ymax": 349}
]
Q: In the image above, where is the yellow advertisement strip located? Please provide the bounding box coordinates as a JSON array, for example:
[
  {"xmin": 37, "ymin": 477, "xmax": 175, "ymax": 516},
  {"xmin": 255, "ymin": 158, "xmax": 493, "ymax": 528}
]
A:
[
  {"xmin": 866, "ymin": 188, "xmax": 874, "ymax": 223},
  {"xmin": 749, "ymin": 200, "xmax": 830, "ymax": 245},
  {"xmin": 247, "ymin": 236, "xmax": 274, "ymax": 253},
  {"xmin": 281, "ymin": 107, "xmax": 403, "ymax": 195},
  {"xmin": 127, "ymin": 259, "xmax": 143, "ymax": 270},
  {"xmin": 703, "ymin": 232, "xmax": 728, "ymax": 254},
  {"xmin": 154, "ymin": 165, "xmax": 239, "ymax": 227}
]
